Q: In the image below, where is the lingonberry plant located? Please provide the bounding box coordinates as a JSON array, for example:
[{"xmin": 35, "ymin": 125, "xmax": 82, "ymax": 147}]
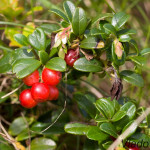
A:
[{"xmin": 0, "ymin": 0, "xmax": 150, "ymax": 150}]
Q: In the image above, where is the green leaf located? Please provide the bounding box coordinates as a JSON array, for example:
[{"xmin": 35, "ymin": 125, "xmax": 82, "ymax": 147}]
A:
[
  {"xmin": 117, "ymin": 29, "xmax": 136, "ymax": 36},
  {"xmin": 103, "ymin": 23, "xmax": 116, "ymax": 34},
  {"xmin": 130, "ymin": 56, "xmax": 146, "ymax": 66},
  {"xmin": 100, "ymin": 123, "xmax": 118, "ymax": 138},
  {"xmin": 111, "ymin": 110, "xmax": 126, "ymax": 122},
  {"xmin": 0, "ymin": 143, "xmax": 13, "ymax": 150},
  {"xmin": 74, "ymin": 57, "xmax": 103, "ymax": 72},
  {"xmin": 95, "ymin": 98, "xmax": 115, "ymax": 119},
  {"xmin": 91, "ymin": 13, "xmax": 113, "ymax": 26},
  {"xmin": 16, "ymin": 129, "xmax": 36, "ymax": 141},
  {"xmin": 12, "ymin": 58, "xmax": 41, "ymax": 79},
  {"xmin": 63, "ymin": 1, "xmax": 76, "ymax": 22},
  {"xmin": 9, "ymin": 117, "xmax": 31, "ymax": 136},
  {"xmin": 14, "ymin": 34, "xmax": 28, "ymax": 46},
  {"xmin": 38, "ymin": 51, "xmax": 49, "ymax": 65},
  {"xmin": 112, "ymin": 12, "xmax": 129, "ymax": 30},
  {"xmin": 51, "ymin": 8, "xmax": 69, "ymax": 23},
  {"xmin": 65, "ymin": 123, "xmax": 89, "ymax": 135},
  {"xmin": 28, "ymin": 28, "xmax": 46, "ymax": 51},
  {"xmin": 120, "ymin": 102, "xmax": 136, "ymax": 120},
  {"xmin": 74, "ymin": 93, "xmax": 96, "ymax": 118},
  {"xmin": 40, "ymin": 24, "xmax": 60, "ymax": 35},
  {"xmin": 140, "ymin": 48, "xmax": 150, "ymax": 56},
  {"xmin": 120, "ymin": 70, "xmax": 144, "ymax": 87},
  {"xmin": 80, "ymin": 37, "xmax": 98, "ymax": 49},
  {"xmin": 90, "ymin": 28, "xmax": 105, "ymax": 36},
  {"xmin": 72, "ymin": 7, "xmax": 87, "ymax": 35},
  {"xmin": 31, "ymin": 138, "xmax": 56, "ymax": 150},
  {"xmin": 46, "ymin": 57, "xmax": 66, "ymax": 72},
  {"xmin": 86, "ymin": 126, "xmax": 109, "ymax": 141},
  {"xmin": 0, "ymin": 52, "xmax": 12, "ymax": 73},
  {"xmin": 11, "ymin": 47, "xmax": 34, "ymax": 65}
]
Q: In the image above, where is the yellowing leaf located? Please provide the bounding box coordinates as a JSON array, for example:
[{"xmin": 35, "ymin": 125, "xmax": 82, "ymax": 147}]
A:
[{"xmin": 22, "ymin": 22, "xmax": 35, "ymax": 37}]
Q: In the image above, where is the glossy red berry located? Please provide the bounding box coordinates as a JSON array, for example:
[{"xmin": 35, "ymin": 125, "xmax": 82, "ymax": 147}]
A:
[
  {"xmin": 23, "ymin": 70, "xmax": 39, "ymax": 86},
  {"xmin": 48, "ymin": 86, "xmax": 59, "ymax": 100},
  {"xmin": 65, "ymin": 49, "xmax": 80, "ymax": 67},
  {"xmin": 129, "ymin": 148, "xmax": 140, "ymax": 150},
  {"xmin": 19, "ymin": 89, "xmax": 37, "ymax": 108},
  {"xmin": 31, "ymin": 83, "xmax": 50, "ymax": 102},
  {"xmin": 42, "ymin": 68, "xmax": 62, "ymax": 86}
]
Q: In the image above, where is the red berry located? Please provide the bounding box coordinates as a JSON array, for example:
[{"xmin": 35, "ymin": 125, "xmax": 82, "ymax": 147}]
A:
[
  {"xmin": 129, "ymin": 148, "xmax": 140, "ymax": 150},
  {"xmin": 48, "ymin": 86, "xmax": 59, "ymax": 100},
  {"xmin": 31, "ymin": 83, "xmax": 50, "ymax": 102},
  {"xmin": 42, "ymin": 68, "xmax": 62, "ymax": 86},
  {"xmin": 19, "ymin": 89, "xmax": 37, "ymax": 108},
  {"xmin": 23, "ymin": 70, "xmax": 39, "ymax": 86},
  {"xmin": 65, "ymin": 49, "xmax": 80, "ymax": 67}
]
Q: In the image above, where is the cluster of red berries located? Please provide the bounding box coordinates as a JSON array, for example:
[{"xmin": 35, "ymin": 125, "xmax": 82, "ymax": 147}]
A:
[
  {"xmin": 19, "ymin": 49, "xmax": 79, "ymax": 109},
  {"xmin": 19, "ymin": 68, "xmax": 62, "ymax": 108}
]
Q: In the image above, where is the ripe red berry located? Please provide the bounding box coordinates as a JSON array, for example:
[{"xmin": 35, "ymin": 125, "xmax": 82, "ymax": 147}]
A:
[
  {"xmin": 65, "ymin": 49, "xmax": 80, "ymax": 67},
  {"xmin": 31, "ymin": 83, "xmax": 50, "ymax": 102},
  {"xmin": 48, "ymin": 86, "xmax": 59, "ymax": 100},
  {"xmin": 19, "ymin": 89, "xmax": 37, "ymax": 108},
  {"xmin": 42, "ymin": 68, "xmax": 62, "ymax": 86},
  {"xmin": 129, "ymin": 148, "xmax": 140, "ymax": 150},
  {"xmin": 23, "ymin": 70, "xmax": 39, "ymax": 86}
]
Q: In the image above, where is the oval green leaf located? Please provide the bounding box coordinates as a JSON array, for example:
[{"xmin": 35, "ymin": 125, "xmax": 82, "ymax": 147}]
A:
[
  {"xmin": 14, "ymin": 34, "xmax": 28, "ymax": 46},
  {"xmin": 12, "ymin": 58, "xmax": 41, "ymax": 79},
  {"xmin": 86, "ymin": 126, "xmax": 109, "ymax": 141},
  {"xmin": 112, "ymin": 12, "xmax": 129, "ymax": 30},
  {"xmin": 120, "ymin": 70, "xmax": 144, "ymax": 87},
  {"xmin": 65, "ymin": 123, "xmax": 89, "ymax": 135},
  {"xmin": 46, "ymin": 57, "xmax": 66, "ymax": 72},
  {"xmin": 72, "ymin": 7, "xmax": 87, "ymax": 35},
  {"xmin": 51, "ymin": 8, "xmax": 69, "ymax": 23},
  {"xmin": 80, "ymin": 37, "xmax": 97, "ymax": 49},
  {"xmin": 100, "ymin": 123, "xmax": 118, "ymax": 138},
  {"xmin": 74, "ymin": 57, "xmax": 103, "ymax": 72},
  {"xmin": 120, "ymin": 102, "xmax": 136, "ymax": 120},
  {"xmin": 63, "ymin": 1, "xmax": 76, "ymax": 22},
  {"xmin": 28, "ymin": 28, "xmax": 46, "ymax": 51},
  {"xmin": 9, "ymin": 117, "xmax": 30, "ymax": 136},
  {"xmin": 95, "ymin": 98, "xmax": 115, "ymax": 119},
  {"xmin": 31, "ymin": 138, "xmax": 56, "ymax": 150},
  {"xmin": 111, "ymin": 110, "xmax": 126, "ymax": 122}
]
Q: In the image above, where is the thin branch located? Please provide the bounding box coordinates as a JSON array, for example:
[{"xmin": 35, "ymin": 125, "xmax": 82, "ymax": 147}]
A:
[
  {"xmin": 108, "ymin": 108, "xmax": 150, "ymax": 150},
  {"xmin": 0, "ymin": 77, "xmax": 8, "ymax": 92},
  {"xmin": 0, "ymin": 116, "xmax": 11, "ymax": 125},
  {"xmin": 80, "ymin": 79, "xmax": 109, "ymax": 97},
  {"xmin": 39, "ymin": 100, "xmax": 66, "ymax": 134},
  {"xmin": 0, "ymin": 120, "xmax": 19, "ymax": 150},
  {"xmin": 1, "ymin": 83, "xmax": 24, "ymax": 99}
]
